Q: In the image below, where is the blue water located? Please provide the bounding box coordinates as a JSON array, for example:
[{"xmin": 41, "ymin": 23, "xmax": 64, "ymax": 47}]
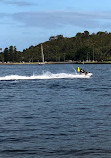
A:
[{"xmin": 0, "ymin": 64, "xmax": 111, "ymax": 158}]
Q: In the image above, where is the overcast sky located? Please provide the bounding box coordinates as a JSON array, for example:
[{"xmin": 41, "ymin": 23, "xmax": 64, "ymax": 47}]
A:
[{"xmin": 0, "ymin": 0, "xmax": 111, "ymax": 51}]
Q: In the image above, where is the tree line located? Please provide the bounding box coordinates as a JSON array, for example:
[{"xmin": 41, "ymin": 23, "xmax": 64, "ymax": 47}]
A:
[{"xmin": 1, "ymin": 31, "xmax": 111, "ymax": 63}]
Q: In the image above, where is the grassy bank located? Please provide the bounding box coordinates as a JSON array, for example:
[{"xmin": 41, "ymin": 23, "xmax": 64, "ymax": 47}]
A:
[{"xmin": 0, "ymin": 61, "xmax": 111, "ymax": 65}]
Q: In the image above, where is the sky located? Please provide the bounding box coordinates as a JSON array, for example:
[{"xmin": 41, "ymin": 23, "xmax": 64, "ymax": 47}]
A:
[{"xmin": 0, "ymin": 0, "xmax": 111, "ymax": 51}]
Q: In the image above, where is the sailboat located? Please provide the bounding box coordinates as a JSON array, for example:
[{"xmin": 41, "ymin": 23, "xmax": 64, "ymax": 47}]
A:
[{"xmin": 39, "ymin": 44, "xmax": 45, "ymax": 65}]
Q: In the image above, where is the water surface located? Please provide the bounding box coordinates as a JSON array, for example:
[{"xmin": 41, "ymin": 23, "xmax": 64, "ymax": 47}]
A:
[{"xmin": 0, "ymin": 64, "xmax": 111, "ymax": 158}]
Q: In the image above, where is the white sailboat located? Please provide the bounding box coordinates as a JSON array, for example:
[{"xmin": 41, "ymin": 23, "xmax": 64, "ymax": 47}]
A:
[{"xmin": 39, "ymin": 44, "xmax": 45, "ymax": 65}]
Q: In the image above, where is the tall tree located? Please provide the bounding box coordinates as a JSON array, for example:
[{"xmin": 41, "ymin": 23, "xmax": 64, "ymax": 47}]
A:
[
  {"xmin": 9, "ymin": 46, "xmax": 13, "ymax": 61},
  {"xmin": 4, "ymin": 48, "xmax": 9, "ymax": 62}
]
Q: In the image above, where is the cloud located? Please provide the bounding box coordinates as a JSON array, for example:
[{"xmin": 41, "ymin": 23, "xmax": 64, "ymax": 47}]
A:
[
  {"xmin": 0, "ymin": 0, "xmax": 35, "ymax": 6},
  {"xmin": 0, "ymin": 13, "xmax": 8, "ymax": 17},
  {"xmin": 11, "ymin": 11, "xmax": 111, "ymax": 30},
  {"xmin": 1, "ymin": 10, "xmax": 111, "ymax": 30}
]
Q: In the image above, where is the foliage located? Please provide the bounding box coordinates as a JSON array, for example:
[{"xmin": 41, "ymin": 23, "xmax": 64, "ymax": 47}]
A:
[{"xmin": 1, "ymin": 31, "xmax": 111, "ymax": 62}]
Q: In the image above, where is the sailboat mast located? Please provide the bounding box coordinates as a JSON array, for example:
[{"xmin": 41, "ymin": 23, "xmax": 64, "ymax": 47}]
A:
[{"xmin": 41, "ymin": 44, "xmax": 44, "ymax": 63}]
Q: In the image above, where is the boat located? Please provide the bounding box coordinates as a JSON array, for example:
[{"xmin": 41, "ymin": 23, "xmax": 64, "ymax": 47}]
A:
[
  {"xmin": 39, "ymin": 44, "xmax": 45, "ymax": 65},
  {"xmin": 80, "ymin": 72, "xmax": 93, "ymax": 77},
  {"xmin": 78, "ymin": 67, "xmax": 93, "ymax": 77}
]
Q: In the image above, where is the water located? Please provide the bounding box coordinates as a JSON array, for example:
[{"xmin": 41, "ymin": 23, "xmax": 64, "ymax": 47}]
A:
[{"xmin": 0, "ymin": 64, "xmax": 111, "ymax": 158}]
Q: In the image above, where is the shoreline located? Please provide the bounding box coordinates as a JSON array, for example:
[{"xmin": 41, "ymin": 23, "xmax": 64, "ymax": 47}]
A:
[{"xmin": 0, "ymin": 61, "xmax": 111, "ymax": 65}]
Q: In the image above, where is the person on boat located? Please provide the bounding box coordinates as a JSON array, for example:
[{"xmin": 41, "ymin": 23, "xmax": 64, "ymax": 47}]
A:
[
  {"xmin": 80, "ymin": 68, "xmax": 90, "ymax": 75},
  {"xmin": 78, "ymin": 67, "xmax": 89, "ymax": 75},
  {"xmin": 80, "ymin": 68, "xmax": 85, "ymax": 74}
]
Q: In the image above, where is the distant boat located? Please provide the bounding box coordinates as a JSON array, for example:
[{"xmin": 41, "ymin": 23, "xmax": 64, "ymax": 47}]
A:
[{"xmin": 39, "ymin": 44, "xmax": 45, "ymax": 65}]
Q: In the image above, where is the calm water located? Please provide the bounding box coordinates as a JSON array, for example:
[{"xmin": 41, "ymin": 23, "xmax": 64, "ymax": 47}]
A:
[{"xmin": 0, "ymin": 64, "xmax": 111, "ymax": 158}]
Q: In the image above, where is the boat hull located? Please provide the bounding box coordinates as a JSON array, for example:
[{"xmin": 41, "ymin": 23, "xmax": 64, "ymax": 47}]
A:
[{"xmin": 80, "ymin": 72, "xmax": 93, "ymax": 77}]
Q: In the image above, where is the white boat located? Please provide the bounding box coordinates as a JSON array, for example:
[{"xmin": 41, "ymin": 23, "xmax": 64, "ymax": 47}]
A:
[
  {"xmin": 86, "ymin": 72, "xmax": 93, "ymax": 77},
  {"xmin": 80, "ymin": 72, "xmax": 93, "ymax": 77},
  {"xmin": 78, "ymin": 67, "xmax": 92, "ymax": 77}
]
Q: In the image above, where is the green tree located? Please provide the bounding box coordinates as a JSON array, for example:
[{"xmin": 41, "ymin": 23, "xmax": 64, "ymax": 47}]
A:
[{"xmin": 4, "ymin": 48, "xmax": 9, "ymax": 62}]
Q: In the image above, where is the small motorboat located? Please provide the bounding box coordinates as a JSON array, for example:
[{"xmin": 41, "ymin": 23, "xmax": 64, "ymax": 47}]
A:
[
  {"xmin": 78, "ymin": 67, "xmax": 93, "ymax": 77},
  {"xmin": 80, "ymin": 72, "xmax": 93, "ymax": 77}
]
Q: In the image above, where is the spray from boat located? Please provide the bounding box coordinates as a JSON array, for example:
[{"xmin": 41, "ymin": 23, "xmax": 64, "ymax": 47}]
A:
[{"xmin": 0, "ymin": 71, "xmax": 92, "ymax": 81}]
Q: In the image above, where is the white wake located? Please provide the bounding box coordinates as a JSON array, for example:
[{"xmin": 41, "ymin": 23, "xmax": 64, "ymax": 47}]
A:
[{"xmin": 0, "ymin": 72, "xmax": 92, "ymax": 80}]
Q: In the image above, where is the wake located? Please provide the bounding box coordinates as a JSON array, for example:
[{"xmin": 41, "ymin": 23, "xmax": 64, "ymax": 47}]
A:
[{"xmin": 0, "ymin": 71, "xmax": 92, "ymax": 81}]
